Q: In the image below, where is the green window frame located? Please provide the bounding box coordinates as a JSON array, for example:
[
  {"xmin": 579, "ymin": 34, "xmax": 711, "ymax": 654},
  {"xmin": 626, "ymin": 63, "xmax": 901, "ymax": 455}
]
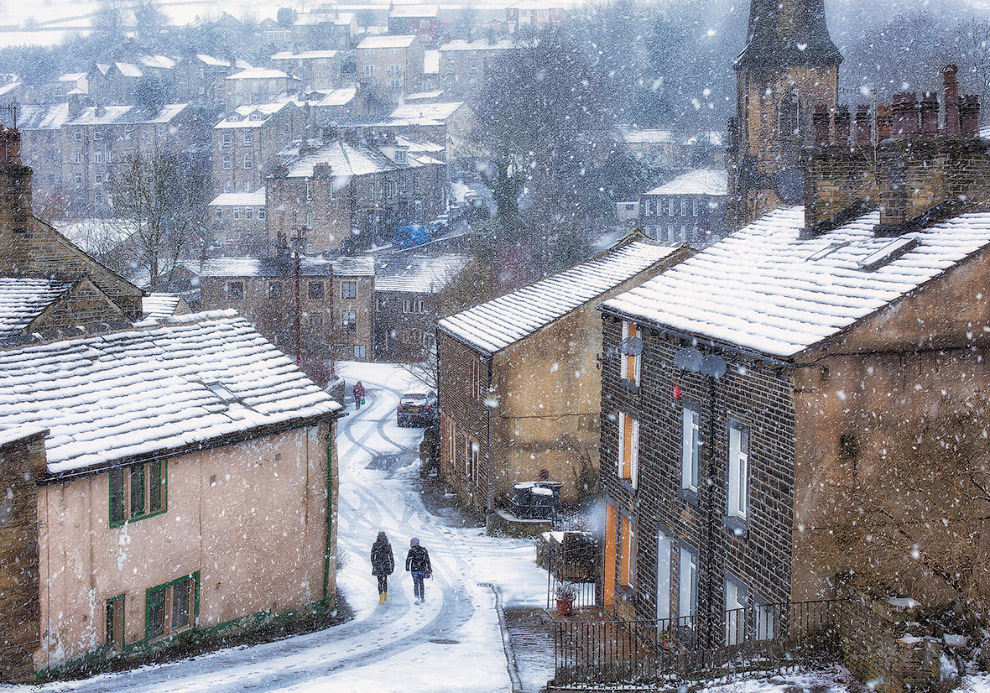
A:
[
  {"xmin": 106, "ymin": 594, "xmax": 125, "ymax": 651},
  {"xmin": 145, "ymin": 571, "xmax": 200, "ymax": 641},
  {"xmin": 109, "ymin": 460, "xmax": 168, "ymax": 528}
]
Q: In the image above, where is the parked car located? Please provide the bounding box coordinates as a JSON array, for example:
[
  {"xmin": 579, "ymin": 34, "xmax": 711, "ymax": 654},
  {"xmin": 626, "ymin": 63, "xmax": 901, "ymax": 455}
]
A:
[
  {"xmin": 393, "ymin": 224, "xmax": 430, "ymax": 248},
  {"xmin": 397, "ymin": 389, "xmax": 438, "ymax": 427}
]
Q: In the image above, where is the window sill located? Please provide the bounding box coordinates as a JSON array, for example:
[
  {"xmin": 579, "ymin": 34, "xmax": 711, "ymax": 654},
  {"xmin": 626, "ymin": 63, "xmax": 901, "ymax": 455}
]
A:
[
  {"xmin": 723, "ymin": 515, "xmax": 748, "ymax": 539},
  {"xmin": 676, "ymin": 488, "xmax": 699, "ymax": 507}
]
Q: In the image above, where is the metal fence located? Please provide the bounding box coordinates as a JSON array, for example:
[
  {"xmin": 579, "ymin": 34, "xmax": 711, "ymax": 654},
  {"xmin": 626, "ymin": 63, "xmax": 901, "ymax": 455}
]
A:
[
  {"xmin": 552, "ymin": 600, "xmax": 844, "ymax": 687},
  {"xmin": 545, "ymin": 532, "xmax": 598, "ymax": 611}
]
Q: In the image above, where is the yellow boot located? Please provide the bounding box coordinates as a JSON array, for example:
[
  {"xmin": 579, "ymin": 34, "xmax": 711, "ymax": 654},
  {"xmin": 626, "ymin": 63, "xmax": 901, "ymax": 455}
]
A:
[
  {"xmin": 384, "ymin": 591, "xmax": 388, "ymax": 601},
  {"xmin": 379, "ymin": 593, "xmax": 384, "ymax": 604}
]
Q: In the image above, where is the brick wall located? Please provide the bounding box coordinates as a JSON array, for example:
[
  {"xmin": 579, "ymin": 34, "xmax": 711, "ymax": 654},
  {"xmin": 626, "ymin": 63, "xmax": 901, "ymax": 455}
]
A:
[
  {"xmin": 0, "ymin": 431, "xmax": 43, "ymax": 683},
  {"xmin": 600, "ymin": 314, "xmax": 796, "ymax": 628},
  {"xmin": 29, "ymin": 279, "xmax": 130, "ymax": 335}
]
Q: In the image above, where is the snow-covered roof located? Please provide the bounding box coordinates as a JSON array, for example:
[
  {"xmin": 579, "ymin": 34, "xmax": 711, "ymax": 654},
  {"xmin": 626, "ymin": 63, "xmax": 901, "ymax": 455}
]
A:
[
  {"xmin": 424, "ymin": 50, "xmax": 440, "ymax": 74},
  {"xmin": 0, "ymin": 425, "xmax": 48, "ymax": 448},
  {"xmin": 439, "ymin": 39, "xmax": 515, "ymax": 52},
  {"xmin": 390, "ymin": 102, "xmax": 464, "ymax": 122},
  {"xmin": 389, "ymin": 4, "xmax": 439, "ymax": 18},
  {"xmin": 286, "ymin": 140, "xmax": 386, "ymax": 178},
  {"xmin": 196, "ymin": 54, "xmax": 230, "ymax": 67},
  {"xmin": 143, "ymin": 103, "xmax": 189, "ymax": 123},
  {"xmin": 405, "ymin": 90, "xmax": 444, "ymax": 102},
  {"xmin": 140, "ymin": 55, "xmax": 176, "ymax": 70},
  {"xmin": 0, "ymin": 310, "xmax": 340, "ymax": 476},
  {"xmin": 603, "ymin": 206, "xmax": 990, "ymax": 358},
  {"xmin": 66, "ymin": 104, "xmax": 189, "ymax": 127},
  {"xmin": 316, "ymin": 87, "xmax": 357, "ymax": 107},
  {"xmin": 622, "ymin": 128, "xmax": 674, "ymax": 144},
  {"xmin": 644, "ymin": 169, "xmax": 727, "ymax": 197},
  {"xmin": 58, "ymin": 72, "xmax": 87, "ymax": 82},
  {"xmin": 358, "ymin": 35, "xmax": 417, "ymax": 50},
  {"xmin": 227, "ymin": 67, "xmax": 288, "ymax": 80},
  {"xmin": 375, "ymin": 254, "xmax": 470, "ymax": 293},
  {"xmin": 439, "ymin": 240, "xmax": 681, "ymax": 355},
  {"xmin": 141, "ymin": 293, "xmax": 183, "ymax": 320},
  {"xmin": 115, "ymin": 62, "xmax": 143, "ymax": 78},
  {"xmin": 18, "ymin": 103, "xmax": 70, "ymax": 130},
  {"xmin": 210, "ymin": 189, "xmax": 265, "ymax": 207},
  {"xmin": 196, "ymin": 255, "xmax": 374, "ymax": 278},
  {"xmin": 215, "ymin": 102, "xmax": 293, "ymax": 129},
  {"xmin": 0, "ymin": 277, "xmax": 74, "ymax": 342},
  {"xmin": 271, "ymin": 50, "xmax": 339, "ymax": 61}
]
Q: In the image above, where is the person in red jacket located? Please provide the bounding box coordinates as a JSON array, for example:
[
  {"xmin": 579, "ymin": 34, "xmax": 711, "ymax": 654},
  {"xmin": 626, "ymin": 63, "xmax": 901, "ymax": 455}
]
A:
[{"xmin": 352, "ymin": 381, "xmax": 365, "ymax": 410}]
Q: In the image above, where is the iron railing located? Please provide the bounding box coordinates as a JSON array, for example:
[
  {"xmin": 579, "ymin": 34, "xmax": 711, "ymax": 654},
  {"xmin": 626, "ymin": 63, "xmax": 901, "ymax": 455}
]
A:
[
  {"xmin": 544, "ymin": 532, "xmax": 598, "ymax": 611},
  {"xmin": 553, "ymin": 599, "xmax": 844, "ymax": 686}
]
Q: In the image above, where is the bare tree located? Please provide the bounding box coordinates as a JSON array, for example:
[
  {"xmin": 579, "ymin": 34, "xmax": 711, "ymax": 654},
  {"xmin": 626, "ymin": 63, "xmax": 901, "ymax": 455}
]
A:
[{"xmin": 108, "ymin": 150, "xmax": 209, "ymax": 292}]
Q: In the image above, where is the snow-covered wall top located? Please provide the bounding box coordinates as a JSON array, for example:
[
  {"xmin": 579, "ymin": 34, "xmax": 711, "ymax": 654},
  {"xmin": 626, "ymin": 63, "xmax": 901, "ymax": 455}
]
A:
[
  {"xmin": 438, "ymin": 240, "xmax": 681, "ymax": 355},
  {"xmin": 603, "ymin": 207, "xmax": 990, "ymax": 358},
  {"xmin": 0, "ymin": 310, "xmax": 340, "ymax": 476}
]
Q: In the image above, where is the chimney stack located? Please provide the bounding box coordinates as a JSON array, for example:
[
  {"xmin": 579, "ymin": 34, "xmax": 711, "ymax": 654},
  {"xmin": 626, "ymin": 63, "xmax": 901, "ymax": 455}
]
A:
[
  {"xmin": 813, "ymin": 106, "xmax": 830, "ymax": 146},
  {"xmin": 876, "ymin": 105, "xmax": 893, "ymax": 140},
  {"xmin": 892, "ymin": 92, "xmax": 919, "ymax": 138},
  {"xmin": 855, "ymin": 105, "xmax": 871, "ymax": 145},
  {"xmin": 834, "ymin": 106, "xmax": 851, "ymax": 143},
  {"xmin": 960, "ymin": 95, "xmax": 981, "ymax": 137},
  {"xmin": 919, "ymin": 92, "xmax": 939, "ymax": 135}
]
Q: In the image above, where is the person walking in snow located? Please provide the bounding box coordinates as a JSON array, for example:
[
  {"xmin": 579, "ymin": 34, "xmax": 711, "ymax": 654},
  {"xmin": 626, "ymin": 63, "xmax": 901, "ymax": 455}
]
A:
[
  {"xmin": 371, "ymin": 531, "xmax": 395, "ymax": 603},
  {"xmin": 405, "ymin": 538, "xmax": 432, "ymax": 604},
  {"xmin": 353, "ymin": 381, "xmax": 365, "ymax": 410}
]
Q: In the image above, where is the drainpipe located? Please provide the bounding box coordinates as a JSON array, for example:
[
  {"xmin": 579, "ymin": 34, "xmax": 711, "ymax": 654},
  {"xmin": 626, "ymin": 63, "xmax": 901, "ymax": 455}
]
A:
[
  {"xmin": 323, "ymin": 426, "xmax": 334, "ymax": 606},
  {"xmin": 485, "ymin": 357, "xmax": 495, "ymax": 534},
  {"xmin": 704, "ymin": 374, "xmax": 717, "ymax": 649}
]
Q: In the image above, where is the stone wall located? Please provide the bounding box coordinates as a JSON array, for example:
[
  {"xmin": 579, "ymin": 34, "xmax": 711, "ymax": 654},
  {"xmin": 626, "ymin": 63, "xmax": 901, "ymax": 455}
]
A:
[{"xmin": 0, "ymin": 430, "xmax": 44, "ymax": 683}]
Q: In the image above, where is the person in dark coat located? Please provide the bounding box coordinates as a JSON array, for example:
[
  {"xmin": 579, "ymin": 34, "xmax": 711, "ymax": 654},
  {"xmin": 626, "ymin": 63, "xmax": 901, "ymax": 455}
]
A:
[
  {"xmin": 371, "ymin": 531, "xmax": 394, "ymax": 603},
  {"xmin": 353, "ymin": 381, "xmax": 365, "ymax": 410},
  {"xmin": 405, "ymin": 537, "xmax": 432, "ymax": 604}
]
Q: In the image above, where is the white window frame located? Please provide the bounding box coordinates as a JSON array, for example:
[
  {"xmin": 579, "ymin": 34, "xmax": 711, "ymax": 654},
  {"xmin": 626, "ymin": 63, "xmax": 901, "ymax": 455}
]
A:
[
  {"xmin": 656, "ymin": 528, "xmax": 672, "ymax": 623},
  {"xmin": 724, "ymin": 575, "xmax": 748, "ymax": 645},
  {"xmin": 678, "ymin": 543, "xmax": 698, "ymax": 620},
  {"xmin": 619, "ymin": 321, "xmax": 641, "ymax": 385},
  {"xmin": 617, "ymin": 411, "xmax": 639, "ymax": 489},
  {"xmin": 681, "ymin": 405, "xmax": 700, "ymax": 492},
  {"xmin": 727, "ymin": 422, "xmax": 749, "ymax": 520}
]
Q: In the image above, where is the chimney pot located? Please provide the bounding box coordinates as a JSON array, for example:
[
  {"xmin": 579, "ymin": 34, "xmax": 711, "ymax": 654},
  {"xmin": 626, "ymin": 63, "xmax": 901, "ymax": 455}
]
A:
[
  {"xmin": 855, "ymin": 105, "xmax": 872, "ymax": 145},
  {"xmin": 892, "ymin": 92, "xmax": 919, "ymax": 138},
  {"xmin": 919, "ymin": 92, "xmax": 939, "ymax": 135},
  {"xmin": 834, "ymin": 106, "xmax": 851, "ymax": 143},
  {"xmin": 812, "ymin": 105, "xmax": 830, "ymax": 146},
  {"xmin": 960, "ymin": 95, "xmax": 981, "ymax": 137},
  {"xmin": 944, "ymin": 64, "xmax": 961, "ymax": 136},
  {"xmin": 876, "ymin": 104, "xmax": 893, "ymax": 140}
]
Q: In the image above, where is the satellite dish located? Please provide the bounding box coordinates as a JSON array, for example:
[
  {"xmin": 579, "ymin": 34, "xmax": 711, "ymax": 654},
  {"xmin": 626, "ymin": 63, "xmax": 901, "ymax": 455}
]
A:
[
  {"xmin": 618, "ymin": 337, "xmax": 643, "ymax": 356},
  {"xmin": 674, "ymin": 348, "xmax": 703, "ymax": 372},
  {"xmin": 700, "ymin": 354, "xmax": 727, "ymax": 379}
]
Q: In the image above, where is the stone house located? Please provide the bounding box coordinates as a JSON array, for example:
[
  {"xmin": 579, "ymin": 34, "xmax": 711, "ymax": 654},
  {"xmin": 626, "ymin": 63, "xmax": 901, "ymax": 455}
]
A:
[
  {"xmin": 436, "ymin": 236, "xmax": 691, "ymax": 522},
  {"xmin": 638, "ymin": 169, "xmax": 728, "ymax": 247},
  {"xmin": 373, "ymin": 253, "xmax": 470, "ymax": 361},
  {"xmin": 0, "ymin": 310, "xmax": 340, "ymax": 681},
  {"xmin": 387, "ymin": 101, "xmax": 473, "ymax": 164},
  {"xmin": 356, "ymin": 35, "xmax": 425, "ymax": 97},
  {"xmin": 265, "ymin": 136, "xmax": 447, "ymax": 253},
  {"xmin": 387, "ymin": 5, "xmax": 441, "ymax": 47},
  {"xmin": 270, "ymin": 51, "xmax": 344, "ymax": 91},
  {"xmin": 438, "ymin": 39, "xmax": 516, "ymax": 101},
  {"xmin": 208, "ymin": 188, "xmax": 268, "ymax": 254},
  {"xmin": 172, "ymin": 53, "xmax": 232, "ymax": 111},
  {"xmin": 291, "ymin": 10, "xmax": 358, "ymax": 52},
  {"xmin": 595, "ymin": 75, "xmax": 990, "ymax": 674},
  {"xmin": 15, "ymin": 103, "xmax": 71, "ymax": 194},
  {"xmin": 223, "ymin": 67, "xmax": 299, "ymax": 111},
  {"xmin": 213, "ymin": 101, "xmax": 306, "ymax": 195},
  {"xmin": 60, "ymin": 103, "xmax": 203, "ymax": 212},
  {"xmin": 505, "ymin": 0, "xmax": 564, "ymax": 34},
  {"xmin": 196, "ymin": 253, "xmax": 376, "ymax": 365}
]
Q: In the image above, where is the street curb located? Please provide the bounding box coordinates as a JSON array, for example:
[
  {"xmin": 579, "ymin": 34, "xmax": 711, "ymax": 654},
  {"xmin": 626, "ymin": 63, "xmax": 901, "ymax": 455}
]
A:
[{"xmin": 481, "ymin": 582, "xmax": 524, "ymax": 693}]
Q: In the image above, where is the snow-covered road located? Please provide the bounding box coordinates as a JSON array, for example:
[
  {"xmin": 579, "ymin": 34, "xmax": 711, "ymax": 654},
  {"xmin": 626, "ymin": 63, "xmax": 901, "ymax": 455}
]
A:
[{"xmin": 13, "ymin": 362, "xmax": 547, "ymax": 693}]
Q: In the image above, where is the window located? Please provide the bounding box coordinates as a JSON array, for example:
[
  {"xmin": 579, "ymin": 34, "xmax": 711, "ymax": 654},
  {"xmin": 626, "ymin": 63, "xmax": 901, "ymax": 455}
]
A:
[
  {"xmin": 342, "ymin": 309, "xmax": 356, "ymax": 328},
  {"xmin": 258, "ymin": 209, "xmax": 266, "ymax": 220},
  {"xmin": 232, "ymin": 208, "xmax": 240, "ymax": 220},
  {"xmin": 306, "ymin": 211, "xmax": 314, "ymax": 229},
  {"xmin": 603, "ymin": 501, "xmax": 618, "ymax": 607},
  {"xmin": 693, "ymin": 199, "xmax": 699, "ymax": 217},
  {"xmin": 227, "ymin": 281, "xmax": 244, "ymax": 300},
  {"xmin": 74, "ymin": 152, "xmax": 82, "ymax": 163},
  {"xmin": 466, "ymin": 438, "xmax": 479, "ymax": 482},
  {"xmin": 308, "ymin": 281, "xmax": 324, "ymax": 300},
  {"xmin": 269, "ymin": 282, "xmax": 282, "ymax": 299},
  {"xmin": 74, "ymin": 173, "xmax": 82, "ymax": 184},
  {"xmin": 364, "ymin": 64, "xmax": 375, "ymax": 77},
  {"xmin": 668, "ymin": 198, "xmax": 675, "ymax": 216},
  {"xmin": 403, "ymin": 299, "xmax": 413, "ymax": 313},
  {"xmin": 727, "ymin": 422, "xmax": 749, "ymax": 520},
  {"xmin": 755, "ymin": 597, "xmax": 777, "ymax": 640},
  {"xmin": 724, "ymin": 575, "xmax": 748, "ymax": 645},
  {"xmin": 341, "ymin": 281, "xmax": 357, "ymax": 299},
  {"xmin": 306, "ymin": 179, "xmax": 312, "ymax": 201},
  {"xmin": 243, "ymin": 131, "xmax": 253, "ymax": 146},
  {"xmin": 470, "ymin": 356, "xmax": 481, "ymax": 400},
  {"xmin": 619, "ymin": 515, "xmax": 635, "ymax": 588},
  {"xmin": 74, "ymin": 130, "xmax": 82, "ymax": 142},
  {"xmin": 620, "ymin": 321, "xmax": 641, "ymax": 385},
  {"xmin": 106, "ymin": 595, "xmax": 125, "ymax": 651},
  {"xmin": 94, "ymin": 152, "xmax": 103, "ymax": 163},
  {"xmin": 243, "ymin": 153, "xmax": 253, "ymax": 169},
  {"xmin": 353, "ymin": 344, "xmax": 367, "ymax": 359},
  {"xmin": 222, "ymin": 154, "xmax": 231, "ymax": 170},
  {"xmin": 146, "ymin": 573, "xmax": 198, "ymax": 640},
  {"xmin": 678, "ymin": 543, "xmax": 698, "ymax": 619},
  {"xmin": 417, "ymin": 299, "xmax": 427, "ymax": 313},
  {"xmin": 215, "ymin": 209, "xmax": 223, "ymax": 221},
  {"xmin": 681, "ymin": 406, "xmax": 700, "ymax": 492},
  {"xmin": 617, "ymin": 412, "xmax": 639, "ymax": 489},
  {"xmin": 656, "ymin": 529, "xmax": 672, "ymax": 622},
  {"xmin": 109, "ymin": 460, "xmax": 166, "ymax": 527},
  {"xmin": 441, "ymin": 413, "xmax": 457, "ymax": 472},
  {"xmin": 681, "ymin": 198, "xmax": 688, "ymax": 216},
  {"xmin": 245, "ymin": 208, "xmax": 253, "ymax": 220},
  {"xmin": 308, "ymin": 314, "xmax": 323, "ymax": 328},
  {"xmin": 222, "ymin": 132, "xmax": 231, "ymax": 147},
  {"xmin": 123, "ymin": 125, "xmax": 132, "ymax": 141}
]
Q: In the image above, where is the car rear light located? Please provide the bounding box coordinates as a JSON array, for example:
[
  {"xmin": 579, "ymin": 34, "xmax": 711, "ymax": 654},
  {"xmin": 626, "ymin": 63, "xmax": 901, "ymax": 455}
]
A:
[{"xmin": 424, "ymin": 404, "xmax": 431, "ymax": 409}]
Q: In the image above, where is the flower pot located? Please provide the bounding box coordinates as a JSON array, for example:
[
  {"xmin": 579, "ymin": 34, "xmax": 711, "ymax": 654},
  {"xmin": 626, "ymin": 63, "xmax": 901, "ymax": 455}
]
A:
[{"xmin": 556, "ymin": 598, "xmax": 574, "ymax": 616}]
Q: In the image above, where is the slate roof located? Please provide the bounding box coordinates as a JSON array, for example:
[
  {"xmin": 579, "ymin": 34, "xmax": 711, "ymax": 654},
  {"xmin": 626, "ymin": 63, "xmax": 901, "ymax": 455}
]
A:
[
  {"xmin": 215, "ymin": 102, "xmax": 293, "ymax": 129},
  {"xmin": 358, "ymin": 35, "xmax": 417, "ymax": 50},
  {"xmin": 196, "ymin": 255, "xmax": 374, "ymax": 278},
  {"xmin": 0, "ymin": 277, "xmax": 74, "ymax": 343},
  {"xmin": 375, "ymin": 254, "xmax": 470, "ymax": 293},
  {"xmin": 227, "ymin": 67, "xmax": 288, "ymax": 80},
  {"xmin": 389, "ymin": 5, "xmax": 439, "ymax": 18},
  {"xmin": 284, "ymin": 140, "xmax": 442, "ymax": 179},
  {"xmin": 439, "ymin": 240, "xmax": 682, "ymax": 355},
  {"xmin": 141, "ymin": 293, "xmax": 183, "ymax": 320},
  {"xmin": 18, "ymin": 103, "xmax": 71, "ymax": 130},
  {"xmin": 602, "ymin": 206, "xmax": 990, "ymax": 359},
  {"xmin": 390, "ymin": 102, "xmax": 464, "ymax": 122},
  {"xmin": 209, "ymin": 189, "xmax": 265, "ymax": 207},
  {"xmin": 644, "ymin": 169, "xmax": 727, "ymax": 197},
  {"xmin": 0, "ymin": 310, "xmax": 340, "ymax": 476},
  {"xmin": 439, "ymin": 39, "xmax": 515, "ymax": 52}
]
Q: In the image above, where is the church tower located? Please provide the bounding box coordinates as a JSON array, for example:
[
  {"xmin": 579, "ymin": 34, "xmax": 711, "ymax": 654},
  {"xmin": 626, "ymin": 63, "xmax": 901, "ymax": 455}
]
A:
[{"xmin": 727, "ymin": 0, "xmax": 842, "ymax": 228}]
